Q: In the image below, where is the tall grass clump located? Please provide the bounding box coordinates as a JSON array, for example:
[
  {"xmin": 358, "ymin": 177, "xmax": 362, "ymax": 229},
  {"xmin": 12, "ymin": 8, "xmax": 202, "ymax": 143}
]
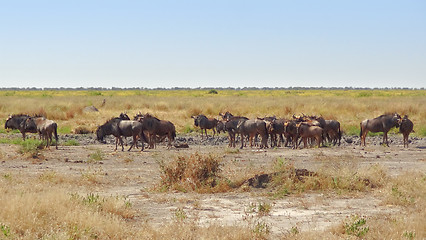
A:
[{"xmin": 157, "ymin": 153, "xmax": 231, "ymax": 193}]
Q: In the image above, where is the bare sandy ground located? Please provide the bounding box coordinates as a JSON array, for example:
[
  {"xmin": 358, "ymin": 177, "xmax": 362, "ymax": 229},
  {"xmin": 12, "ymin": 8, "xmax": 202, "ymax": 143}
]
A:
[{"xmin": 1, "ymin": 133, "xmax": 425, "ymax": 237}]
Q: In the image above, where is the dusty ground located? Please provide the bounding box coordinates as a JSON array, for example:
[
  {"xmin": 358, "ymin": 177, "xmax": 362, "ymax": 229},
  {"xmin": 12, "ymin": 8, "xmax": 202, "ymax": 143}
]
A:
[{"xmin": 1, "ymin": 133, "xmax": 425, "ymax": 237}]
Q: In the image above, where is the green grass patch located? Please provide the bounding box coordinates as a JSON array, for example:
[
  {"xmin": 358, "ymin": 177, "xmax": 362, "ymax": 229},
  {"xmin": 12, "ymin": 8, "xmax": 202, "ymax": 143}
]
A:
[
  {"xmin": 58, "ymin": 125, "xmax": 72, "ymax": 134},
  {"xmin": 63, "ymin": 139, "xmax": 80, "ymax": 146},
  {"xmin": 88, "ymin": 149, "xmax": 104, "ymax": 162},
  {"xmin": 415, "ymin": 126, "xmax": 426, "ymax": 137}
]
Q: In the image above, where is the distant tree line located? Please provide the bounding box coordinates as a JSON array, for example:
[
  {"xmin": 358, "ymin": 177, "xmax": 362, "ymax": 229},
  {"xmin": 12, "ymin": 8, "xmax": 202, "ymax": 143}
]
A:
[{"xmin": 0, "ymin": 86, "xmax": 423, "ymax": 91}]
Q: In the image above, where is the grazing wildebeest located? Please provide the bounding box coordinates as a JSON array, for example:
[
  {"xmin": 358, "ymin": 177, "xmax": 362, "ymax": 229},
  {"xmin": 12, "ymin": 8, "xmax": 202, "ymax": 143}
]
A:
[
  {"xmin": 224, "ymin": 116, "xmax": 248, "ymax": 148},
  {"xmin": 360, "ymin": 113, "xmax": 401, "ymax": 147},
  {"xmin": 399, "ymin": 115, "xmax": 414, "ymax": 148},
  {"xmin": 4, "ymin": 114, "xmax": 38, "ymax": 140},
  {"xmin": 24, "ymin": 116, "xmax": 58, "ymax": 149},
  {"xmin": 191, "ymin": 115, "xmax": 218, "ymax": 138},
  {"xmin": 96, "ymin": 118, "xmax": 147, "ymax": 151},
  {"xmin": 237, "ymin": 118, "xmax": 268, "ymax": 149},
  {"xmin": 296, "ymin": 122, "xmax": 323, "ymax": 149},
  {"xmin": 216, "ymin": 120, "xmax": 226, "ymax": 134}
]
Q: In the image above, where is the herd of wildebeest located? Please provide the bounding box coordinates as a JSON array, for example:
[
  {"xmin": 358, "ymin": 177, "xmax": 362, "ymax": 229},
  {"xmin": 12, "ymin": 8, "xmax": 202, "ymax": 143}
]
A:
[{"xmin": 4, "ymin": 111, "xmax": 415, "ymax": 151}]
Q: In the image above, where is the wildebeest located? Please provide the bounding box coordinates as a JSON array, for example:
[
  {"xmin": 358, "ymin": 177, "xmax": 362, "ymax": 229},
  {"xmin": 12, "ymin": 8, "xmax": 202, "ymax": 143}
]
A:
[
  {"xmin": 224, "ymin": 116, "xmax": 248, "ymax": 148},
  {"xmin": 360, "ymin": 113, "xmax": 401, "ymax": 147},
  {"xmin": 134, "ymin": 113, "xmax": 175, "ymax": 148},
  {"xmin": 151, "ymin": 120, "xmax": 176, "ymax": 148},
  {"xmin": 296, "ymin": 122, "xmax": 323, "ymax": 149},
  {"xmin": 399, "ymin": 115, "xmax": 414, "ymax": 148},
  {"xmin": 219, "ymin": 111, "xmax": 234, "ymax": 121},
  {"xmin": 284, "ymin": 120, "xmax": 299, "ymax": 149},
  {"xmin": 4, "ymin": 114, "xmax": 38, "ymax": 140},
  {"xmin": 96, "ymin": 118, "xmax": 147, "ymax": 151},
  {"xmin": 191, "ymin": 115, "xmax": 218, "ymax": 138},
  {"xmin": 24, "ymin": 116, "xmax": 58, "ymax": 149},
  {"xmin": 237, "ymin": 118, "xmax": 268, "ymax": 149},
  {"xmin": 266, "ymin": 118, "xmax": 286, "ymax": 147},
  {"xmin": 216, "ymin": 120, "xmax": 226, "ymax": 134}
]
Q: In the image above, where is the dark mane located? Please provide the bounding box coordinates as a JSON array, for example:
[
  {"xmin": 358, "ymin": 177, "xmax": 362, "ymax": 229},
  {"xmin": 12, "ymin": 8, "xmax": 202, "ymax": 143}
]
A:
[
  {"xmin": 10, "ymin": 113, "xmax": 30, "ymax": 118},
  {"xmin": 103, "ymin": 117, "xmax": 121, "ymax": 125}
]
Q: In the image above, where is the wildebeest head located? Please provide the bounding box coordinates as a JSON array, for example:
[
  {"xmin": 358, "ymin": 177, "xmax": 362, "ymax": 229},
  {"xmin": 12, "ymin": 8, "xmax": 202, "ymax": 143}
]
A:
[
  {"xmin": 391, "ymin": 113, "xmax": 402, "ymax": 127},
  {"xmin": 4, "ymin": 115, "xmax": 12, "ymax": 129},
  {"xmin": 22, "ymin": 117, "xmax": 37, "ymax": 132},
  {"xmin": 96, "ymin": 126, "xmax": 105, "ymax": 142},
  {"xmin": 119, "ymin": 112, "xmax": 130, "ymax": 120},
  {"xmin": 191, "ymin": 115, "xmax": 200, "ymax": 127}
]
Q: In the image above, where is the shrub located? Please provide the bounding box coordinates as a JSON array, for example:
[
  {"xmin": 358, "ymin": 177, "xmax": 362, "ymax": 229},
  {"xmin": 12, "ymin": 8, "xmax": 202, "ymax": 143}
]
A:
[
  {"xmin": 74, "ymin": 126, "xmax": 92, "ymax": 134},
  {"xmin": 157, "ymin": 153, "xmax": 229, "ymax": 193}
]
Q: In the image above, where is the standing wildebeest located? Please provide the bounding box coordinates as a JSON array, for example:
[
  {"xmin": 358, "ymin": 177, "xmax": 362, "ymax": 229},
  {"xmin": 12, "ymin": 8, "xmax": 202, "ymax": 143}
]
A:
[
  {"xmin": 152, "ymin": 120, "xmax": 176, "ymax": 148},
  {"xmin": 399, "ymin": 115, "xmax": 414, "ymax": 148},
  {"xmin": 237, "ymin": 118, "xmax": 268, "ymax": 149},
  {"xmin": 135, "ymin": 113, "xmax": 175, "ymax": 148},
  {"xmin": 360, "ymin": 113, "xmax": 401, "ymax": 147},
  {"xmin": 224, "ymin": 116, "xmax": 248, "ymax": 148},
  {"xmin": 296, "ymin": 122, "xmax": 323, "ymax": 149},
  {"xmin": 5, "ymin": 114, "xmax": 38, "ymax": 140},
  {"xmin": 24, "ymin": 116, "xmax": 58, "ymax": 149},
  {"xmin": 284, "ymin": 120, "xmax": 299, "ymax": 149},
  {"xmin": 96, "ymin": 118, "xmax": 146, "ymax": 151},
  {"xmin": 191, "ymin": 115, "xmax": 218, "ymax": 138},
  {"xmin": 219, "ymin": 111, "xmax": 234, "ymax": 121},
  {"xmin": 266, "ymin": 118, "xmax": 286, "ymax": 147}
]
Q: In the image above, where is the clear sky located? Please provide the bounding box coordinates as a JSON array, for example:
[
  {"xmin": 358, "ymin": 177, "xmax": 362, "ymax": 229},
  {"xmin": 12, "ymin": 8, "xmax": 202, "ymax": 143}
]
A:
[{"xmin": 1, "ymin": 1, "xmax": 425, "ymax": 89}]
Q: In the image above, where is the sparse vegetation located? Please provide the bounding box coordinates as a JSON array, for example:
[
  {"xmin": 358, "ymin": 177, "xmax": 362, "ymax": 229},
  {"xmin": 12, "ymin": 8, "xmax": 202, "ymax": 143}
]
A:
[{"xmin": 157, "ymin": 153, "xmax": 230, "ymax": 193}]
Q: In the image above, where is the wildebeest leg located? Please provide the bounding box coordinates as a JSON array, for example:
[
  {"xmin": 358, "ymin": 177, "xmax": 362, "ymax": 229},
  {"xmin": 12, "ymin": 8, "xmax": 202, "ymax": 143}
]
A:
[
  {"xmin": 361, "ymin": 129, "xmax": 369, "ymax": 147},
  {"xmin": 383, "ymin": 131, "xmax": 389, "ymax": 146},
  {"xmin": 240, "ymin": 133, "xmax": 245, "ymax": 149},
  {"xmin": 128, "ymin": 135, "xmax": 137, "ymax": 151}
]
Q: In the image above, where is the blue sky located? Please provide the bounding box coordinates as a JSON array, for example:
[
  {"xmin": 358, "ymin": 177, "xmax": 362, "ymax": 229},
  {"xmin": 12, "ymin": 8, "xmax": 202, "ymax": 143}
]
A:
[{"xmin": 1, "ymin": 1, "xmax": 425, "ymax": 88}]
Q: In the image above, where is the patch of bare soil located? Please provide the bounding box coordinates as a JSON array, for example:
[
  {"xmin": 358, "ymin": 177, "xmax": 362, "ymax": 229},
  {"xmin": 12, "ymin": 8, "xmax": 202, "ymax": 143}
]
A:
[{"xmin": 1, "ymin": 133, "xmax": 425, "ymax": 237}]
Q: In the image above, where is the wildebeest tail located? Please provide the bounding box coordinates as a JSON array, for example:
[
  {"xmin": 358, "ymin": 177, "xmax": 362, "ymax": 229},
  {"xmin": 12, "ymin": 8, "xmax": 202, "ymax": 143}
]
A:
[
  {"xmin": 172, "ymin": 130, "xmax": 176, "ymax": 140},
  {"xmin": 359, "ymin": 122, "xmax": 362, "ymax": 138},
  {"xmin": 53, "ymin": 122, "xmax": 58, "ymax": 148}
]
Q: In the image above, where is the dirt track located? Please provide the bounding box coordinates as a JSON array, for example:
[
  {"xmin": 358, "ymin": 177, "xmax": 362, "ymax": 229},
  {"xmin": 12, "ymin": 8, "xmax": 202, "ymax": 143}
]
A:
[{"xmin": 1, "ymin": 133, "xmax": 425, "ymax": 236}]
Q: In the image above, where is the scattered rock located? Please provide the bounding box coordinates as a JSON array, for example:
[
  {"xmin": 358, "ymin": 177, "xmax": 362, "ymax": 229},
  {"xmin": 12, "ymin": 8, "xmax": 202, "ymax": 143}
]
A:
[{"xmin": 83, "ymin": 105, "xmax": 99, "ymax": 112}]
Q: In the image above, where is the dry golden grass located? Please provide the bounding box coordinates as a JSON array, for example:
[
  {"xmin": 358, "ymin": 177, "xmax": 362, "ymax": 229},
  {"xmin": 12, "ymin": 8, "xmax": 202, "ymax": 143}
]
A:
[
  {"xmin": 0, "ymin": 172, "xmax": 259, "ymax": 239},
  {"xmin": 0, "ymin": 89, "xmax": 425, "ymax": 136}
]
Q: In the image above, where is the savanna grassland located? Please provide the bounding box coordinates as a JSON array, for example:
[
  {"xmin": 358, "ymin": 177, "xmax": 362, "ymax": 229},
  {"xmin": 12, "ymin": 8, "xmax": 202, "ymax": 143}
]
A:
[
  {"xmin": 0, "ymin": 89, "xmax": 425, "ymax": 135},
  {"xmin": 0, "ymin": 89, "xmax": 425, "ymax": 239}
]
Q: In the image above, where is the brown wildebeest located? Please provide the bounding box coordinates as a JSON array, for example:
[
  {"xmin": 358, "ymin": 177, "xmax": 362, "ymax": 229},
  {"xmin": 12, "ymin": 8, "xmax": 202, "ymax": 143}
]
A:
[
  {"xmin": 284, "ymin": 120, "xmax": 299, "ymax": 149},
  {"xmin": 24, "ymin": 116, "xmax": 58, "ymax": 149},
  {"xmin": 266, "ymin": 118, "xmax": 286, "ymax": 147},
  {"xmin": 399, "ymin": 115, "xmax": 414, "ymax": 148},
  {"xmin": 5, "ymin": 114, "xmax": 38, "ymax": 140},
  {"xmin": 135, "ymin": 113, "xmax": 175, "ymax": 149},
  {"xmin": 237, "ymin": 118, "xmax": 268, "ymax": 149},
  {"xmin": 153, "ymin": 120, "xmax": 176, "ymax": 148},
  {"xmin": 96, "ymin": 118, "xmax": 147, "ymax": 151},
  {"xmin": 216, "ymin": 120, "xmax": 226, "ymax": 134},
  {"xmin": 296, "ymin": 122, "xmax": 323, "ymax": 149},
  {"xmin": 191, "ymin": 114, "xmax": 218, "ymax": 138},
  {"xmin": 224, "ymin": 116, "xmax": 248, "ymax": 147},
  {"xmin": 219, "ymin": 111, "xmax": 234, "ymax": 121},
  {"xmin": 360, "ymin": 113, "xmax": 401, "ymax": 147}
]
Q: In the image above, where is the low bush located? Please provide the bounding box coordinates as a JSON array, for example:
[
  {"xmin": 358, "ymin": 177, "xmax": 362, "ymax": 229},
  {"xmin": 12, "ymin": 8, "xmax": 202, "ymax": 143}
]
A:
[{"xmin": 157, "ymin": 153, "xmax": 231, "ymax": 193}]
